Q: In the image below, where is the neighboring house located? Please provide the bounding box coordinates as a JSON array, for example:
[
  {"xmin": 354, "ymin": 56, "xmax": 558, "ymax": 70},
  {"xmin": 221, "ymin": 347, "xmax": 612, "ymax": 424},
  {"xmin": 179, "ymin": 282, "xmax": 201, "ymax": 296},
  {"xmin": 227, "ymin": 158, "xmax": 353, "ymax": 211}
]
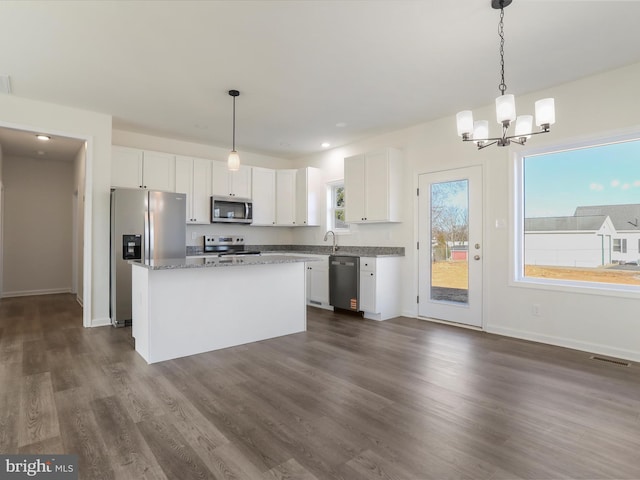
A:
[
  {"xmin": 450, "ymin": 243, "xmax": 468, "ymax": 261},
  {"xmin": 525, "ymin": 204, "xmax": 640, "ymax": 267},
  {"xmin": 574, "ymin": 204, "xmax": 640, "ymax": 264}
]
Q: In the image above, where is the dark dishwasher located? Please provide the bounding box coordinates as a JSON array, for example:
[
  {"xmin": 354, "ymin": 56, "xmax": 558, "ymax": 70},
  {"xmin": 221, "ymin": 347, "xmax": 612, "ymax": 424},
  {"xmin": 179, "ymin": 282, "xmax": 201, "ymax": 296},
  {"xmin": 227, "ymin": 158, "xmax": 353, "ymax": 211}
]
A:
[{"xmin": 329, "ymin": 255, "xmax": 360, "ymax": 311}]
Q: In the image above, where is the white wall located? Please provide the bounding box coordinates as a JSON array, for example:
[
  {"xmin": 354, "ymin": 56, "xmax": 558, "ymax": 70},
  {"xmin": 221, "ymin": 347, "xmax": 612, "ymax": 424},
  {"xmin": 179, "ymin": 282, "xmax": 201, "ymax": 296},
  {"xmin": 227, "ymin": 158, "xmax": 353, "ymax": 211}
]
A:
[
  {"xmin": 525, "ymin": 232, "xmax": 606, "ymax": 268},
  {"xmin": 2, "ymin": 155, "xmax": 74, "ymax": 296},
  {"xmin": 292, "ymin": 61, "xmax": 640, "ymax": 362},
  {"xmin": 0, "ymin": 94, "xmax": 112, "ymax": 327}
]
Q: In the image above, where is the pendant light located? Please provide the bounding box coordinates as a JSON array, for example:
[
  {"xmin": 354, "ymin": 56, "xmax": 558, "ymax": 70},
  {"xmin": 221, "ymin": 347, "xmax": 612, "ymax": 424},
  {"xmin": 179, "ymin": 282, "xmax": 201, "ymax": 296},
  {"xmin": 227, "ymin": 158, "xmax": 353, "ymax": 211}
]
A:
[
  {"xmin": 456, "ymin": 0, "xmax": 555, "ymax": 149},
  {"xmin": 227, "ymin": 89, "xmax": 240, "ymax": 171}
]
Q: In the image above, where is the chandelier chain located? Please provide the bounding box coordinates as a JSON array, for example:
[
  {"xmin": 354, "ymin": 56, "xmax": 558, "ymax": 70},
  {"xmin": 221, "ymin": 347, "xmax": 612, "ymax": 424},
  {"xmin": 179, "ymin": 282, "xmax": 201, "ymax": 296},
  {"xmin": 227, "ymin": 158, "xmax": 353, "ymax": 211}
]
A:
[{"xmin": 498, "ymin": 4, "xmax": 507, "ymax": 96}]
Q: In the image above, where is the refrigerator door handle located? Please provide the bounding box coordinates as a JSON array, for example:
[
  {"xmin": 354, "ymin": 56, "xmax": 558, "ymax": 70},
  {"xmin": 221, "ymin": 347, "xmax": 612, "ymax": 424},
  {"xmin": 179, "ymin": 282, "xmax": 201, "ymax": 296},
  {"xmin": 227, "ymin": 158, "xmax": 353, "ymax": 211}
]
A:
[{"xmin": 145, "ymin": 199, "xmax": 152, "ymax": 262}]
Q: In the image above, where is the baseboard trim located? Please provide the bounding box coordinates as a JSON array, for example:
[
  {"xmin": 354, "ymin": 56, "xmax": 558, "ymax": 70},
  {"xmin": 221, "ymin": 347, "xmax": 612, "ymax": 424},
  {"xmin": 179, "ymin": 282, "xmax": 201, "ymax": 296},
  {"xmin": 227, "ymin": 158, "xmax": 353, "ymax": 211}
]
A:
[
  {"xmin": 2, "ymin": 288, "xmax": 71, "ymax": 298},
  {"xmin": 417, "ymin": 315, "xmax": 483, "ymax": 331},
  {"xmin": 76, "ymin": 295, "xmax": 84, "ymax": 307},
  {"xmin": 486, "ymin": 324, "xmax": 640, "ymax": 363},
  {"xmin": 91, "ymin": 317, "xmax": 112, "ymax": 328}
]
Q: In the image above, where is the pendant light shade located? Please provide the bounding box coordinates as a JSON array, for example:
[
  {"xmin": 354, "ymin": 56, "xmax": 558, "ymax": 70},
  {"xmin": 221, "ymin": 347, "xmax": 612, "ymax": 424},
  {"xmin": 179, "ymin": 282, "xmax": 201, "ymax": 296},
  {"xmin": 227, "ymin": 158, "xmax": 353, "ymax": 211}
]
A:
[
  {"xmin": 535, "ymin": 98, "xmax": 556, "ymax": 127},
  {"xmin": 228, "ymin": 89, "xmax": 240, "ymax": 171},
  {"xmin": 495, "ymin": 94, "xmax": 516, "ymax": 124},
  {"xmin": 456, "ymin": 111, "xmax": 474, "ymax": 137},
  {"xmin": 473, "ymin": 120, "xmax": 489, "ymax": 145},
  {"xmin": 228, "ymin": 150, "xmax": 240, "ymax": 171}
]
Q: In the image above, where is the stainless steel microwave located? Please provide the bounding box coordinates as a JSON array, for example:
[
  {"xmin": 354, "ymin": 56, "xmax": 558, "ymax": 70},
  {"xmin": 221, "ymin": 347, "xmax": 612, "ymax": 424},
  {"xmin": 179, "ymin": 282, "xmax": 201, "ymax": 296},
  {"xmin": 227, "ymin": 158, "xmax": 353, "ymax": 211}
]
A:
[{"xmin": 210, "ymin": 196, "xmax": 253, "ymax": 224}]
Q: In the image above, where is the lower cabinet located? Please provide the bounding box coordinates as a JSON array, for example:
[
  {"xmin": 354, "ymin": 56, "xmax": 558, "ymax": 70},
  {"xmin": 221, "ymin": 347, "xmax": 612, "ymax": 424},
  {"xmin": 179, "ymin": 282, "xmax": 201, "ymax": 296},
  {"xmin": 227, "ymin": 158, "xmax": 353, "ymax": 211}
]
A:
[
  {"xmin": 306, "ymin": 255, "xmax": 331, "ymax": 309},
  {"xmin": 359, "ymin": 256, "xmax": 402, "ymax": 320}
]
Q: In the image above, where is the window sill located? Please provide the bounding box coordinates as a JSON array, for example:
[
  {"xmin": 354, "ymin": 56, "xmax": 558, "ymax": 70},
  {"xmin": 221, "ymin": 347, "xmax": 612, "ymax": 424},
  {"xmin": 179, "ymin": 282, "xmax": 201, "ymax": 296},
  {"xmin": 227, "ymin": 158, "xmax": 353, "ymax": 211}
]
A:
[{"xmin": 510, "ymin": 276, "xmax": 640, "ymax": 299}]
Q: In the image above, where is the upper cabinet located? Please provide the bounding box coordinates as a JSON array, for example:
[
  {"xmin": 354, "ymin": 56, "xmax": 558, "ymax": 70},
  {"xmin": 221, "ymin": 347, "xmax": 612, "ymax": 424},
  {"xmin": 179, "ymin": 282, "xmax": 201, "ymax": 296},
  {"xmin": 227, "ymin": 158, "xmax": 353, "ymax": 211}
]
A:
[
  {"xmin": 276, "ymin": 169, "xmax": 297, "ymax": 225},
  {"xmin": 112, "ymin": 146, "xmax": 175, "ymax": 191},
  {"xmin": 211, "ymin": 161, "xmax": 252, "ymax": 198},
  {"xmin": 251, "ymin": 167, "xmax": 276, "ymax": 225},
  {"xmin": 251, "ymin": 166, "xmax": 323, "ymax": 227},
  {"xmin": 175, "ymin": 156, "xmax": 212, "ymax": 224},
  {"xmin": 296, "ymin": 167, "xmax": 323, "ymax": 226},
  {"xmin": 344, "ymin": 147, "xmax": 402, "ymax": 223}
]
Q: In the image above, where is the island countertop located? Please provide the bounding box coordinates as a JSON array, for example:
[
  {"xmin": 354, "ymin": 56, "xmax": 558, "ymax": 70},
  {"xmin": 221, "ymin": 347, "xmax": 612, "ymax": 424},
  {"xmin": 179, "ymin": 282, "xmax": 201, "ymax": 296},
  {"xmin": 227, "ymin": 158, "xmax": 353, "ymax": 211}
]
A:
[{"xmin": 131, "ymin": 254, "xmax": 320, "ymax": 271}]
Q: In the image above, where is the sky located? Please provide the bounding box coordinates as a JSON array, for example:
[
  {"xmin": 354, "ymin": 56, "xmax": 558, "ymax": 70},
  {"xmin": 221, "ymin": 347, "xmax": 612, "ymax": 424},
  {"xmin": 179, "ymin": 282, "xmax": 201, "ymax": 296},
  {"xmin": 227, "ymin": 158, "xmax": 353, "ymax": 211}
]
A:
[{"xmin": 524, "ymin": 139, "xmax": 640, "ymax": 218}]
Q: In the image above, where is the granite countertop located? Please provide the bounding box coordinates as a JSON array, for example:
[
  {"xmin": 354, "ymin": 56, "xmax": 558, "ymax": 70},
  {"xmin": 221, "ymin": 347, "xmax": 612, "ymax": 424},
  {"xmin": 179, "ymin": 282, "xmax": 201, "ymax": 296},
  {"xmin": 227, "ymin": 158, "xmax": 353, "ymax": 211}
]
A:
[
  {"xmin": 131, "ymin": 255, "xmax": 321, "ymax": 271},
  {"xmin": 186, "ymin": 245, "xmax": 405, "ymax": 257}
]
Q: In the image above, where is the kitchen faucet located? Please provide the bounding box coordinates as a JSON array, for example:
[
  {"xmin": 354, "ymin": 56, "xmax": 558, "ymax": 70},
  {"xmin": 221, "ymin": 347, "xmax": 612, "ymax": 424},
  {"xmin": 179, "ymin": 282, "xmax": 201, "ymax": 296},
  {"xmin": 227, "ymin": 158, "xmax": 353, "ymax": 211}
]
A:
[{"xmin": 323, "ymin": 230, "xmax": 337, "ymax": 254}]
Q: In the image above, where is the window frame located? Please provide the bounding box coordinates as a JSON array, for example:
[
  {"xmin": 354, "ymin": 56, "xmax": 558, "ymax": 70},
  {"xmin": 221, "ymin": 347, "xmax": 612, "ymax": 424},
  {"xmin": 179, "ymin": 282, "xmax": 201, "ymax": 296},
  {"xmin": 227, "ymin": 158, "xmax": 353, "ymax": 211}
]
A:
[
  {"xmin": 613, "ymin": 238, "xmax": 627, "ymax": 254},
  {"xmin": 510, "ymin": 131, "xmax": 640, "ymax": 299},
  {"xmin": 326, "ymin": 179, "xmax": 350, "ymax": 234}
]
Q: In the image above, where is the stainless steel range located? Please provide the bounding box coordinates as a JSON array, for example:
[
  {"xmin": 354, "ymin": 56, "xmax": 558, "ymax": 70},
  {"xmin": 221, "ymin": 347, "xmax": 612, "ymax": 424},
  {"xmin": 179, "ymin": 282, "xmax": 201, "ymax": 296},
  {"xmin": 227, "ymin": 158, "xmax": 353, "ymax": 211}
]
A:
[{"xmin": 203, "ymin": 235, "xmax": 261, "ymax": 257}]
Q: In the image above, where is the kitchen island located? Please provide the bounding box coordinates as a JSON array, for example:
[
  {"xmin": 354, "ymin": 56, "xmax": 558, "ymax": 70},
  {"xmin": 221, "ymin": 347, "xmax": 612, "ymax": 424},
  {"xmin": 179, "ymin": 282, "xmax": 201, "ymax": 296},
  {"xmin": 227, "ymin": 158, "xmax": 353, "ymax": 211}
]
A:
[{"xmin": 131, "ymin": 255, "xmax": 317, "ymax": 364}]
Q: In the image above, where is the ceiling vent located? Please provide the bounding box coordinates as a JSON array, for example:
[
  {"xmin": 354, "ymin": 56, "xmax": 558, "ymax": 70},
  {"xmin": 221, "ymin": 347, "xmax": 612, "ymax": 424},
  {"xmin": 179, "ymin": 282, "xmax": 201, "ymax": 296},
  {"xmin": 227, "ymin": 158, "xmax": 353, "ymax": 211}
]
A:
[{"xmin": 0, "ymin": 75, "xmax": 12, "ymax": 94}]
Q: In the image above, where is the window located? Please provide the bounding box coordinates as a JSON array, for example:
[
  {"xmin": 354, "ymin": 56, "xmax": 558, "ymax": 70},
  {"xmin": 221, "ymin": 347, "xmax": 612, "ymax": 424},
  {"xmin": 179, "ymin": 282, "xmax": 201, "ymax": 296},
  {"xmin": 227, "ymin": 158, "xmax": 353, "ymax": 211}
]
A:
[
  {"xmin": 515, "ymin": 134, "xmax": 640, "ymax": 292},
  {"xmin": 327, "ymin": 180, "xmax": 349, "ymax": 232},
  {"xmin": 613, "ymin": 238, "xmax": 627, "ymax": 253}
]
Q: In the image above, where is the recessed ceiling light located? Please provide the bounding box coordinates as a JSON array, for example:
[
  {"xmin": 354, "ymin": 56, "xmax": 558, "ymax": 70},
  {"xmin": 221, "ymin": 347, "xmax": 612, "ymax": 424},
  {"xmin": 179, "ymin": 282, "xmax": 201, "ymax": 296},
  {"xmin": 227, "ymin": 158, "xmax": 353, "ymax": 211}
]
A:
[
  {"xmin": 335, "ymin": 122, "xmax": 347, "ymax": 128},
  {"xmin": 321, "ymin": 142, "xmax": 331, "ymax": 148},
  {"xmin": 37, "ymin": 150, "xmax": 45, "ymax": 156},
  {"xmin": 36, "ymin": 135, "xmax": 50, "ymax": 141}
]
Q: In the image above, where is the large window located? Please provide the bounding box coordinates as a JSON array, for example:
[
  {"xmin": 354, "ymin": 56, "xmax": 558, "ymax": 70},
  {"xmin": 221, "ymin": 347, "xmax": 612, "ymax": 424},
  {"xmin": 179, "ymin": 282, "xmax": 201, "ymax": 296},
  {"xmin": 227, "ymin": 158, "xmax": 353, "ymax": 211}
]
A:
[{"xmin": 516, "ymin": 135, "xmax": 640, "ymax": 293}]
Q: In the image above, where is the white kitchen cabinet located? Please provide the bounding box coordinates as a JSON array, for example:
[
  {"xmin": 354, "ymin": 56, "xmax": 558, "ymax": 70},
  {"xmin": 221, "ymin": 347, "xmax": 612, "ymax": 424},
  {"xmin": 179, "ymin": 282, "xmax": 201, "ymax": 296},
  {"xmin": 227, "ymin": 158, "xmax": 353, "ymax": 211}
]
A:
[
  {"xmin": 212, "ymin": 161, "xmax": 252, "ymax": 198},
  {"xmin": 359, "ymin": 257, "xmax": 377, "ymax": 313},
  {"xmin": 276, "ymin": 169, "xmax": 297, "ymax": 225},
  {"xmin": 359, "ymin": 256, "xmax": 402, "ymax": 320},
  {"xmin": 251, "ymin": 167, "xmax": 276, "ymax": 225},
  {"xmin": 306, "ymin": 255, "xmax": 330, "ymax": 308},
  {"xmin": 296, "ymin": 166, "xmax": 323, "ymax": 226},
  {"xmin": 175, "ymin": 156, "xmax": 212, "ymax": 224},
  {"xmin": 344, "ymin": 147, "xmax": 402, "ymax": 223},
  {"xmin": 112, "ymin": 146, "xmax": 175, "ymax": 191}
]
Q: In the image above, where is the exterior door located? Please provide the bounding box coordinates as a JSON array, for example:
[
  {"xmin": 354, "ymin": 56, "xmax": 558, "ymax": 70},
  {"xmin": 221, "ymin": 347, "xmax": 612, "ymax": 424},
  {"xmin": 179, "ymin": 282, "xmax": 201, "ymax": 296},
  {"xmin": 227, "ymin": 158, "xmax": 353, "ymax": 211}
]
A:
[{"xmin": 418, "ymin": 166, "xmax": 483, "ymax": 327}]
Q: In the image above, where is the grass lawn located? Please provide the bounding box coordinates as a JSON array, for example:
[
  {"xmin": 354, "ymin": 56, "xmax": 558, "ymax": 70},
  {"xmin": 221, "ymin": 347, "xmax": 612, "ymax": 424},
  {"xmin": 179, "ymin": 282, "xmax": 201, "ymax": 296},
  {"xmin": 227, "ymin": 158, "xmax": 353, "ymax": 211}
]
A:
[{"xmin": 431, "ymin": 261, "xmax": 640, "ymax": 288}]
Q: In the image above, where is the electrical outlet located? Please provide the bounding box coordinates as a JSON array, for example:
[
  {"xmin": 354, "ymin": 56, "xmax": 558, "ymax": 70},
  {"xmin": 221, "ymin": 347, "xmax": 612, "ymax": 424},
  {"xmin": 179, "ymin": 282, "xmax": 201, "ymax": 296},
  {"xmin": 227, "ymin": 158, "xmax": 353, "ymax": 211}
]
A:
[
  {"xmin": 191, "ymin": 231, "xmax": 197, "ymax": 240},
  {"xmin": 531, "ymin": 304, "xmax": 541, "ymax": 316}
]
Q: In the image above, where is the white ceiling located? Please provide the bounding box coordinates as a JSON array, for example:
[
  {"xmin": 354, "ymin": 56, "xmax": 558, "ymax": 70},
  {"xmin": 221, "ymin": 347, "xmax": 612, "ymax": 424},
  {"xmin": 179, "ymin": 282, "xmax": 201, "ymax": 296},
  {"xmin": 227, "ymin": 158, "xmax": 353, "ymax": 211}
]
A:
[{"xmin": 1, "ymin": 0, "xmax": 640, "ymax": 160}]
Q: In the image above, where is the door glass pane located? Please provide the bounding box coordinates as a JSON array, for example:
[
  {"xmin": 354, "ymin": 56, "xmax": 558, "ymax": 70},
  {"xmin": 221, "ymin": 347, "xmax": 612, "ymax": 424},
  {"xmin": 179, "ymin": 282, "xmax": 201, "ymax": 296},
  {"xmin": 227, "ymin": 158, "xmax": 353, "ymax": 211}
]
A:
[{"xmin": 430, "ymin": 180, "xmax": 469, "ymax": 304}]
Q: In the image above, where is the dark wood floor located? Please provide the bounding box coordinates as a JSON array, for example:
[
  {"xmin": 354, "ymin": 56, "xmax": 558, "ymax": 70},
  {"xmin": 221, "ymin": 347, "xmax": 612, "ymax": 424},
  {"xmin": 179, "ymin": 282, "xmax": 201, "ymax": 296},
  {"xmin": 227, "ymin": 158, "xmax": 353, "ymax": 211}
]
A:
[{"xmin": 2, "ymin": 294, "xmax": 640, "ymax": 479}]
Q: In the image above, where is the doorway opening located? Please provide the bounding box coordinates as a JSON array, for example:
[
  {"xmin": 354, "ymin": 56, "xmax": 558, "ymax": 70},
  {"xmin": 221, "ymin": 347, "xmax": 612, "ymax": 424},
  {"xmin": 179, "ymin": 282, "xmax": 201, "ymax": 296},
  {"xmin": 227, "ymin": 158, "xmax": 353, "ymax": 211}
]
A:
[{"xmin": 0, "ymin": 125, "xmax": 88, "ymax": 325}]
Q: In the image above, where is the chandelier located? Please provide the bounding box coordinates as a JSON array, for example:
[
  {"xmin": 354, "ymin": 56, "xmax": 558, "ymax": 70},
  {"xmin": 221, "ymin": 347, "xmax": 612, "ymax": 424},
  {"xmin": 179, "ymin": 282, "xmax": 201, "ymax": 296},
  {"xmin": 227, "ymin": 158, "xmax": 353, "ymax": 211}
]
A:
[{"xmin": 456, "ymin": 0, "xmax": 555, "ymax": 149}]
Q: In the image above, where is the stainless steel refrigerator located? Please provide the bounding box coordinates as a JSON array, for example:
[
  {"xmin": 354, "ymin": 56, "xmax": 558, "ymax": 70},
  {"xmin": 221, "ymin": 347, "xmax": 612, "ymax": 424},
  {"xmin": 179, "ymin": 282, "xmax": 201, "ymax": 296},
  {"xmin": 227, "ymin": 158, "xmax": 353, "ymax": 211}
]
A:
[{"xmin": 110, "ymin": 188, "xmax": 186, "ymax": 327}]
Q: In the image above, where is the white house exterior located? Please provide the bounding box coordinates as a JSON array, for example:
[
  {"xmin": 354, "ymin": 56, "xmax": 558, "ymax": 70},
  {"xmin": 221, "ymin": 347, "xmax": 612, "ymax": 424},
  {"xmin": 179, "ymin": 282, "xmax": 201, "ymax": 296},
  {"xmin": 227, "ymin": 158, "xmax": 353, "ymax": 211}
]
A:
[
  {"xmin": 574, "ymin": 204, "xmax": 640, "ymax": 265},
  {"xmin": 525, "ymin": 204, "xmax": 640, "ymax": 267}
]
